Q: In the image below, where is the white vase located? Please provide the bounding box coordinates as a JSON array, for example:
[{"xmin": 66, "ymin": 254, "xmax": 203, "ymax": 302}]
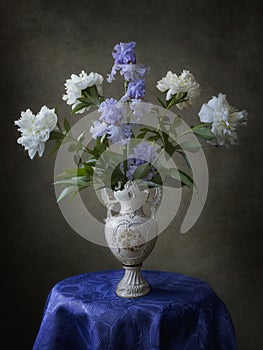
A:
[{"xmin": 101, "ymin": 180, "xmax": 161, "ymax": 298}]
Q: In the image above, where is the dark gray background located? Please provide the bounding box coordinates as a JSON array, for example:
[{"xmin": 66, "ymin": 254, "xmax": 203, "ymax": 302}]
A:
[{"xmin": 2, "ymin": 0, "xmax": 263, "ymax": 349}]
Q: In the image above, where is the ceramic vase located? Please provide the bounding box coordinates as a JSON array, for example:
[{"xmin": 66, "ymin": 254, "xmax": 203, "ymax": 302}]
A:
[{"xmin": 101, "ymin": 180, "xmax": 161, "ymax": 298}]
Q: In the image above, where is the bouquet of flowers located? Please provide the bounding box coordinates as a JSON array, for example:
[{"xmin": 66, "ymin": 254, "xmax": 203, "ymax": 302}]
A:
[{"xmin": 15, "ymin": 41, "xmax": 248, "ymax": 203}]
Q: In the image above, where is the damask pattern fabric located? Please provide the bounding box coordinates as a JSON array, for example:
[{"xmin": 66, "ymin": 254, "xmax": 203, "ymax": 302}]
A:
[{"xmin": 33, "ymin": 270, "xmax": 237, "ymax": 350}]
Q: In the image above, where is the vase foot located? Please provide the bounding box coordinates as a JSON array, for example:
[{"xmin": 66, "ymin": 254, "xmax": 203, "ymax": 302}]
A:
[{"xmin": 116, "ymin": 264, "xmax": 150, "ymax": 298}]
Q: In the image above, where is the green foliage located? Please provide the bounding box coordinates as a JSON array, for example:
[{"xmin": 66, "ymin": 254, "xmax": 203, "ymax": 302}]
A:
[
  {"xmin": 159, "ymin": 167, "xmax": 194, "ymax": 189},
  {"xmin": 157, "ymin": 91, "xmax": 188, "ymax": 110},
  {"xmin": 72, "ymin": 85, "xmax": 104, "ymax": 114},
  {"xmin": 193, "ymin": 126, "xmax": 215, "ymax": 140}
]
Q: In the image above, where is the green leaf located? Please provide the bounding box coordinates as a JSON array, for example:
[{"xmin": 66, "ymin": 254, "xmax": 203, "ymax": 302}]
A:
[
  {"xmin": 176, "ymin": 141, "xmax": 202, "ymax": 153},
  {"xmin": 64, "ymin": 119, "xmax": 70, "ymax": 132},
  {"xmin": 193, "ymin": 126, "xmax": 215, "ymax": 140},
  {"xmin": 56, "ymin": 186, "xmax": 78, "ymax": 202},
  {"xmin": 178, "ymin": 169, "xmax": 194, "ymax": 189},
  {"xmin": 56, "ymin": 182, "xmax": 92, "ymax": 202},
  {"xmin": 132, "ymin": 163, "xmax": 151, "ymax": 180},
  {"xmin": 166, "ymin": 92, "xmax": 188, "ymax": 109},
  {"xmin": 175, "ymin": 148, "xmax": 192, "ymax": 169},
  {"xmin": 147, "ymin": 135, "xmax": 160, "ymax": 142},
  {"xmin": 136, "ymin": 131, "xmax": 147, "ymax": 139},
  {"xmin": 85, "ymin": 158, "xmax": 97, "ymax": 165},
  {"xmin": 161, "ymin": 130, "xmax": 177, "ymax": 156},
  {"xmin": 88, "ymin": 84, "xmax": 100, "ymax": 98},
  {"xmin": 54, "ymin": 176, "xmax": 91, "ymax": 186},
  {"xmin": 163, "ymin": 138, "xmax": 176, "ymax": 157},
  {"xmin": 77, "ymin": 97, "xmax": 93, "ymax": 104},
  {"xmin": 151, "ymin": 173, "xmax": 162, "ymax": 185},
  {"xmin": 72, "ymin": 102, "xmax": 88, "ymax": 114},
  {"xmin": 111, "ymin": 165, "xmax": 125, "ymax": 185},
  {"xmin": 56, "ymin": 168, "xmax": 87, "ymax": 179},
  {"xmin": 48, "ymin": 143, "xmax": 61, "ymax": 157},
  {"xmin": 160, "ymin": 167, "xmax": 194, "ymax": 189},
  {"xmin": 49, "ymin": 131, "xmax": 65, "ymax": 141},
  {"xmin": 83, "ymin": 163, "xmax": 94, "ymax": 176},
  {"xmin": 175, "ymin": 91, "xmax": 188, "ymax": 102}
]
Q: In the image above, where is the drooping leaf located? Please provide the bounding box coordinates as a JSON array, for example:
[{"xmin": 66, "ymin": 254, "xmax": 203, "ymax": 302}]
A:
[
  {"xmin": 193, "ymin": 126, "xmax": 215, "ymax": 140},
  {"xmin": 56, "ymin": 183, "xmax": 92, "ymax": 202},
  {"xmin": 177, "ymin": 169, "xmax": 194, "ymax": 189},
  {"xmin": 175, "ymin": 148, "xmax": 192, "ymax": 169},
  {"xmin": 160, "ymin": 167, "xmax": 194, "ymax": 189},
  {"xmin": 56, "ymin": 168, "xmax": 87, "ymax": 179},
  {"xmin": 56, "ymin": 186, "xmax": 78, "ymax": 202},
  {"xmin": 54, "ymin": 176, "xmax": 92, "ymax": 186},
  {"xmin": 72, "ymin": 102, "xmax": 88, "ymax": 114},
  {"xmin": 136, "ymin": 131, "xmax": 147, "ymax": 139},
  {"xmin": 49, "ymin": 131, "xmax": 65, "ymax": 141},
  {"xmin": 176, "ymin": 141, "xmax": 202, "ymax": 153},
  {"xmin": 48, "ymin": 143, "xmax": 61, "ymax": 157}
]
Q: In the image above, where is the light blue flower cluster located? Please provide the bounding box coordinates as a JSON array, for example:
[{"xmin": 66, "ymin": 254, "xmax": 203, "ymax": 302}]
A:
[
  {"xmin": 99, "ymin": 98, "xmax": 124, "ymax": 125},
  {"xmin": 90, "ymin": 42, "xmax": 148, "ymax": 145},
  {"xmin": 112, "ymin": 41, "xmax": 137, "ymax": 64},
  {"xmin": 90, "ymin": 98, "xmax": 131, "ymax": 144},
  {"xmin": 107, "ymin": 41, "xmax": 148, "ymax": 101},
  {"xmin": 121, "ymin": 79, "xmax": 146, "ymax": 102}
]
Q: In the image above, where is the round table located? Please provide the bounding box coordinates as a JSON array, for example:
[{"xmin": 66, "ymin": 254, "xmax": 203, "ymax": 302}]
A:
[{"xmin": 33, "ymin": 270, "xmax": 237, "ymax": 350}]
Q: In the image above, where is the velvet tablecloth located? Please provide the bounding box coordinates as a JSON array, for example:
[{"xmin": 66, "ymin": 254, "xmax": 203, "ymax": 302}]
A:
[{"xmin": 33, "ymin": 270, "xmax": 237, "ymax": 350}]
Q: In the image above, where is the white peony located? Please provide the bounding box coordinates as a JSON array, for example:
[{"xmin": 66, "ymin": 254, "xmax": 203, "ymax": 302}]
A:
[
  {"xmin": 15, "ymin": 106, "xmax": 57, "ymax": 159},
  {"xmin": 198, "ymin": 93, "xmax": 248, "ymax": 146},
  {"xmin": 62, "ymin": 71, "xmax": 103, "ymax": 113},
  {"xmin": 156, "ymin": 70, "xmax": 200, "ymax": 109}
]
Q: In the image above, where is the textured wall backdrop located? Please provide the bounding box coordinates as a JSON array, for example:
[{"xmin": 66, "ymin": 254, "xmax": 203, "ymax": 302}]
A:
[{"xmin": 2, "ymin": 0, "xmax": 262, "ymax": 349}]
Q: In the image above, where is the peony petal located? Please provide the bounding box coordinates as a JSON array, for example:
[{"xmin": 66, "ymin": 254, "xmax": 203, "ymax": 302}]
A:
[{"xmin": 198, "ymin": 103, "xmax": 215, "ymax": 123}]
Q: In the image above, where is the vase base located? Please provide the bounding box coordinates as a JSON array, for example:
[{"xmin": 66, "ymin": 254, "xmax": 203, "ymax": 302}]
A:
[{"xmin": 116, "ymin": 264, "xmax": 150, "ymax": 298}]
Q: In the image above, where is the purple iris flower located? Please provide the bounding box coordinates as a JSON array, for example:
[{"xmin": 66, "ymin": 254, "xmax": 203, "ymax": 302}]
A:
[
  {"xmin": 90, "ymin": 120, "xmax": 108, "ymax": 139},
  {"xmin": 121, "ymin": 79, "xmax": 145, "ymax": 101},
  {"xmin": 133, "ymin": 142, "xmax": 157, "ymax": 164},
  {"xmin": 107, "ymin": 41, "xmax": 149, "ymax": 83},
  {"xmin": 112, "ymin": 41, "xmax": 136, "ymax": 64},
  {"xmin": 98, "ymin": 98, "xmax": 124, "ymax": 125},
  {"xmin": 107, "ymin": 124, "xmax": 131, "ymax": 145},
  {"xmin": 125, "ymin": 142, "xmax": 157, "ymax": 180},
  {"xmin": 120, "ymin": 63, "xmax": 149, "ymax": 81}
]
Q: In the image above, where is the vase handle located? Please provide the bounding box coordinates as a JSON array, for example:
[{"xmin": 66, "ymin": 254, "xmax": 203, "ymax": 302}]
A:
[
  {"xmin": 101, "ymin": 188, "xmax": 118, "ymax": 220},
  {"xmin": 146, "ymin": 187, "xmax": 161, "ymax": 219}
]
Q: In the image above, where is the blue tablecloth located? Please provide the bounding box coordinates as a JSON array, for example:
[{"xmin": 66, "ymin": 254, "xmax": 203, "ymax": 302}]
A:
[{"xmin": 33, "ymin": 270, "xmax": 237, "ymax": 350}]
